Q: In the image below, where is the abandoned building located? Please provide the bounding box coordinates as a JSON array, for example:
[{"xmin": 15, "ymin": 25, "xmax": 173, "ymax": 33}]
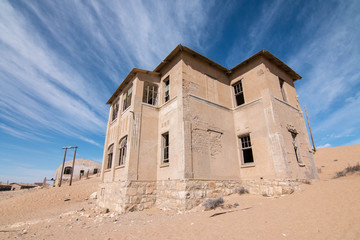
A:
[
  {"xmin": 54, "ymin": 158, "xmax": 101, "ymax": 185},
  {"xmin": 98, "ymin": 45, "xmax": 318, "ymax": 213}
]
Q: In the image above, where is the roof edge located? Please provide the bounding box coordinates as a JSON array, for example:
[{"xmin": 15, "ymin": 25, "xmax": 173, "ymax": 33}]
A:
[{"xmin": 230, "ymin": 50, "xmax": 302, "ymax": 81}]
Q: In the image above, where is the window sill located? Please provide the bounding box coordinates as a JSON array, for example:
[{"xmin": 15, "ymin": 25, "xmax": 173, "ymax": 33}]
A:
[
  {"xmin": 241, "ymin": 163, "xmax": 255, "ymax": 168},
  {"xmin": 110, "ymin": 118, "xmax": 118, "ymax": 125},
  {"xmin": 104, "ymin": 169, "xmax": 112, "ymax": 172},
  {"xmin": 122, "ymin": 107, "xmax": 131, "ymax": 115},
  {"xmin": 115, "ymin": 165, "xmax": 125, "ymax": 169},
  {"xmin": 160, "ymin": 163, "xmax": 169, "ymax": 168}
]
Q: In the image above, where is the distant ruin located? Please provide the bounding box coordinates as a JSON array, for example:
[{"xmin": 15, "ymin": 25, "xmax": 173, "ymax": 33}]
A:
[
  {"xmin": 54, "ymin": 158, "xmax": 101, "ymax": 186},
  {"xmin": 98, "ymin": 45, "xmax": 318, "ymax": 213}
]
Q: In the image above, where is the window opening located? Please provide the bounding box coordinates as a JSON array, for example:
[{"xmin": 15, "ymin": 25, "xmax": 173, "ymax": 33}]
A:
[
  {"xmin": 112, "ymin": 102, "xmax": 119, "ymax": 121},
  {"xmin": 142, "ymin": 82, "xmax": 158, "ymax": 105},
  {"xmin": 93, "ymin": 168, "xmax": 98, "ymax": 174},
  {"xmin": 118, "ymin": 136, "xmax": 127, "ymax": 166},
  {"xmin": 280, "ymin": 78, "xmax": 287, "ymax": 102},
  {"xmin": 122, "ymin": 86, "xmax": 133, "ymax": 111},
  {"xmin": 162, "ymin": 132, "xmax": 169, "ymax": 164},
  {"xmin": 164, "ymin": 77, "xmax": 170, "ymax": 102},
  {"xmin": 64, "ymin": 166, "xmax": 72, "ymax": 175},
  {"xmin": 233, "ymin": 80, "xmax": 245, "ymax": 106},
  {"xmin": 107, "ymin": 144, "xmax": 113, "ymax": 169},
  {"xmin": 240, "ymin": 135, "xmax": 254, "ymax": 164}
]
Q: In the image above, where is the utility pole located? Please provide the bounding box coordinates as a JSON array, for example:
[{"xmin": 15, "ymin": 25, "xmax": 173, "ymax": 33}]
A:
[
  {"xmin": 305, "ymin": 106, "xmax": 316, "ymax": 152},
  {"xmin": 69, "ymin": 146, "xmax": 78, "ymax": 186},
  {"xmin": 58, "ymin": 147, "xmax": 68, "ymax": 187},
  {"xmin": 59, "ymin": 146, "xmax": 78, "ymax": 187}
]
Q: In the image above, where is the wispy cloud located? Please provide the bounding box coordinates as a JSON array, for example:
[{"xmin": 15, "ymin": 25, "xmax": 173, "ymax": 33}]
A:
[{"xmin": 0, "ymin": 0, "xmax": 216, "ymax": 148}]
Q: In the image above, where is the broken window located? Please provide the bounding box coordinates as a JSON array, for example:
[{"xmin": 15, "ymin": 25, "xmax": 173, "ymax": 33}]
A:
[
  {"xmin": 93, "ymin": 168, "xmax": 98, "ymax": 174},
  {"xmin": 64, "ymin": 166, "xmax": 72, "ymax": 175},
  {"xmin": 291, "ymin": 132, "xmax": 304, "ymax": 166},
  {"xmin": 164, "ymin": 77, "xmax": 170, "ymax": 103},
  {"xmin": 107, "ymin": 144, "xmax": 113, "ymax": 169},
  {"xmin": 118, "ymin": 136, "xmax": 127, "ymax": 166},
  {"xmin": 112, "ymin": 102, "xmax": 119, "ymax": 121},
  {"xmin": 122, "ymin": 85, "xmax": 132, "ymax": 111},
  {"xmin": 279, "ymin": 78, "xmax": 287, "ymax": 102},
  {"xmin": 240, "ymin": 135, "xmax": 254, "ymax": 164},
  {"xmin": 143, "ymin": 82, "xmax": 158, "ymax": 105},
  {"xmin": 162, "ymin": 132, "xmax": 169, "ymax": 164},
  {"xmin": 233, "ymin": 80, "xmax": 245, "ymax": 106}
]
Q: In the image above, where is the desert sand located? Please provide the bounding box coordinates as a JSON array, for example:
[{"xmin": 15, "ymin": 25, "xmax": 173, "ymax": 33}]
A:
[{"xmin": 1, "ymin": 145, "xmax": 359, "ymax": 240}]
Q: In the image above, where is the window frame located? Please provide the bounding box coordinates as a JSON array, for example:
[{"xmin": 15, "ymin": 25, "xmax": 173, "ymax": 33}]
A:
[
  {"xmin": 118, "ymin": 136, "xmax": 127, "ymax": 166},
  {"xmin": 111, "ymin": 101, "xmax": 119, "ymax": 121},
  {"xmin": 279, "ymin": 78, "xmax": 287, "ymax": 102},
  {"xmin": 122, "ymin": 85, "xmax": 133, "ymax": 112},
  {"xmin": 142, "ymin": 81, "xmax": 158, "ymax": 106},
  {"xmin": 233, "ymin": 80, "xmax": 245, "ymax": 107},
  {"xmin": 239, "ymin": 135, "xmax": 254, "ymax": 165},
  {"xmin": 164, "ymin": 76, "xmax": 170, "ymax": 103},
  {"xmin": 106, "ymin": 144, "xmax": 114, "ymax": 169},
  {"xmin": 161, "ymin": 132, "xmax": 169, "ymax": 165}
]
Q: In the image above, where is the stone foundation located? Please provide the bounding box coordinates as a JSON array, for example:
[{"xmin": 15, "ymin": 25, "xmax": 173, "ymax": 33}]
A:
[{"xmin": 97, "ymin": 179, "xmax": 304, "ymax": 213}]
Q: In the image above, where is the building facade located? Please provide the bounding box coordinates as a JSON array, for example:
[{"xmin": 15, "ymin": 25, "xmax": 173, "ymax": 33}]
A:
[{"xmin": 98, "ymin": 45, "xmax": 318, "ymax": 213}]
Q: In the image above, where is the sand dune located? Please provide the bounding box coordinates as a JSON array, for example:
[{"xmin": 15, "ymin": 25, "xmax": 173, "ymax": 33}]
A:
[{"xmin": 0, "ymin": 146, "xmax": 359, "ymax": 239}]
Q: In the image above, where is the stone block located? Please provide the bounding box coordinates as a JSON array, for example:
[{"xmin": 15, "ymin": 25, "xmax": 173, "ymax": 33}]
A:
[
  {"xmin": 146, "ymin": 185, "xmax": 154, "ymax": 194},
  {"xmin": 128, "ymin": 188, "xmax": 137, "ymax": 196}
]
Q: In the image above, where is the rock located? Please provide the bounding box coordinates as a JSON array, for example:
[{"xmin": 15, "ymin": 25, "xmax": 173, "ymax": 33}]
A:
[
  {"xmin": 89, "ymin": 192, "xmax": 97, "ymax": 199},
  {"xmin": 64, "ymin": 198, "xmax": 71, "ymax": 201}
]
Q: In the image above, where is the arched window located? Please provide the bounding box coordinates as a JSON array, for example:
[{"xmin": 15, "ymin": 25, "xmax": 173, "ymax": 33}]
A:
[
  {"xmin": 107, "ymin": 144, "xmax": 114, "ymax": 169},
  {"xmin": 64, "ymin": 166, "xmax": 72, "ymax": 175},
  {"xmin": 118, "ymin": 136, "xmax": 127, "ymax": 166}
]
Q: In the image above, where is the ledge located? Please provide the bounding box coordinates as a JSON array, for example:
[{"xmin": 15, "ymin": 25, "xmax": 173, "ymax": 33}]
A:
[
  {"xmin": 274, "ymin": 97, "xmax": 299, "ymax": 112},
  {"xmin": 241, "ymin": 163, "xmax": 256, "ymax": 168}
]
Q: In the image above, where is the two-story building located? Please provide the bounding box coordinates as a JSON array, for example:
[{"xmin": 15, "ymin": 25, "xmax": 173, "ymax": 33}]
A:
[{"xmin": 98, "ymin": 45, "xmax": 318, "ymax": 213}]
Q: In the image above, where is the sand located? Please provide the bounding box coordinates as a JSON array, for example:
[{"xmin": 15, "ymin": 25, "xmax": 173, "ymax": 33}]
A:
[{"xmin": 0, "ymin": 146, "xmax": 359, "ymax": 239}]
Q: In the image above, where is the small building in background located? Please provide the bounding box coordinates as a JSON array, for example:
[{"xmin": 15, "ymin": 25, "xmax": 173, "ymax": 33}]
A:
[
  {"xmin": 0, "ymin": 184, "xmax": 11, "ymax": 191},
  {"xmin": 54, "ymin": 158, "xmax": 101, "ymax": 186},
  {"xmin": 10, "ymin": 183, "xmax": 37, "ymax": 191}
]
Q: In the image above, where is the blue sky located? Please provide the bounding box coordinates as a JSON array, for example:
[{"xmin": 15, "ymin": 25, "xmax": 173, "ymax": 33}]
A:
[{"xmin": 1, "ymin": 0, "xmax": 359, "ymax": 183}]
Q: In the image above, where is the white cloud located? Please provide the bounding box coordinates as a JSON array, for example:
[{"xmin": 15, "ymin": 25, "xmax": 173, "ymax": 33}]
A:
[
  {"xmin": 317, "ymin": 143, "xmax": 331, "ymax": 149},
  {"xmin": 0, "ymin": 0, "xmax": 219, "ymax": 146}
]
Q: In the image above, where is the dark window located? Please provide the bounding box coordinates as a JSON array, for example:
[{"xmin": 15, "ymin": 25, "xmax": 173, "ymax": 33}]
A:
[
  {"xmin": 142, "ymin": 82, "xmax": 158, "ymax": 105},
  {"xmin": 291, "ymin": 132, "xmax": 304, "ymax": 166},
  {"xmin": 107, "ymin": 144, "xmax": 113, "ymax": 169},
  {"xmin": 233, "ymin": 81, "xmax": 245, "ymax": 106},
  {"xmin": 164, "ymin": 77, "xmax": 170, "ymax": 102},
  {"xmin": 279, "ymin": 78, "xmax": 287, "ymax": 102},
  {"xmin": 64, "ymin": 167, "xmax": 72, "ymax": 175},
  {"xmin": 240, "ymin": 135, "xmax": 254, "ymax": 164},
  {"xmin": 162, "ymin": 132, "xmax": 169, "ymax": 164},
  {"xmin": 80, "ymin": 170, "xmax": 84, "ymax": 176},
  {"xmin": 112, "ymin": 102, "xmax": 119, "ymax": 121},
  {"xmin": 118, "ymin": 136, "xmax": 127, "ymax": 166},
  {"xmin": 122, "ymin": 86, "xmax": 133, "ymax": 111},
  {"xmin": 93, "ymin": 168, "xmax": 98, "ymax": 174}
]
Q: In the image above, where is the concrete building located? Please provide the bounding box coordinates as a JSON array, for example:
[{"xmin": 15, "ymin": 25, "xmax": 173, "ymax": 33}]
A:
[
  {"xmin": 98, "ymin": 45, "xmax": 318, "ymax": 213},
  {"xmin": 55, "ymin": 158, "xmax": 101, "ymax": 185}
]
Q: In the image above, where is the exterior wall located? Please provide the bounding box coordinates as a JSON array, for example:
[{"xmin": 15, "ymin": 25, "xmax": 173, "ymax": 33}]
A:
[{"xmin": 98, "ymin": 47, "xmax": 318, "ymax": 213}]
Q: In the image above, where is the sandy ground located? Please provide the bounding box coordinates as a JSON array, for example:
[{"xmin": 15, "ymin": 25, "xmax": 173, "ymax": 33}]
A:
[{"xmin": 0, "ymin": 145, "xmax": 359, "ymax": 240}]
